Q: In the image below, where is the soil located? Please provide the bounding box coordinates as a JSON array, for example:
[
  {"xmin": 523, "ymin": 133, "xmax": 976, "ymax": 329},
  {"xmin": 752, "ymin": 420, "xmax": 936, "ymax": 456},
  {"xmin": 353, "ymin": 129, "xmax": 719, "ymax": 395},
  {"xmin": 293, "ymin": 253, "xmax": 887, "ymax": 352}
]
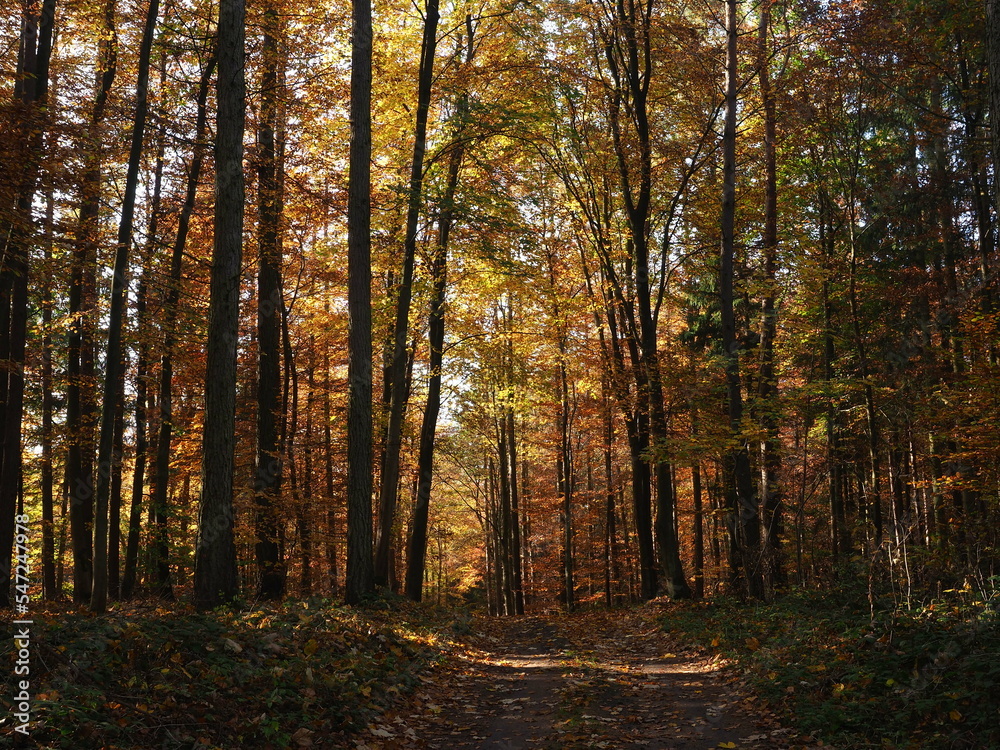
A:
[{"xmin": 357, "ymin": 607, "xmax": 812, "ymax": 750}]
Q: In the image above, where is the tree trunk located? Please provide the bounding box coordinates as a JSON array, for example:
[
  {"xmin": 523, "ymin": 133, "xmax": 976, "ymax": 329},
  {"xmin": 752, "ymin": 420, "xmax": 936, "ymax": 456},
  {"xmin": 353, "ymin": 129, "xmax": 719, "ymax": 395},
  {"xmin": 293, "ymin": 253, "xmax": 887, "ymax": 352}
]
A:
[
  {"xmin": 255, "ymin": 5, "xmax": 286, "ymax": 600},
  {"xmin": 324, "ymin": 342, "xmax": 338, "ymax": 594},
  {"xmin": 67, "ymin": 0, "xmax": 114, "ymax": 605},
  {"xmin": 91, "ymin": 0, "xmax": 161, "ymax": 613},
  {"xmin": 756, "ymin": 3, "xmax": 783, "ymax": 590},
  {"xmin": 41, "ymin": 183, "xmax": 57, "ymax": 600},
  {"xmin": 403, "ymin": 138, "xmax": 459, "ymax": 600},
  {"xmin": 987, "ymin": 0, "xmax": 1000, "ymax": 216},
  {"xmin": 0, "ymin": 0, "xmax": 56, "ymax": 608},
  {"xmin": 194, "ymin": 0, "xmax": 244, "ymax": 609},
  {"xmin": 345, "ymin": 0, "xmax": 375, "ymax": 605},
  {"xmin": 376, "ymin": 0, "xmax": 441, "ymax": 587},
  {"xmin": 720, "ymin": 0, "xmax": 763, "ymax": 600}
]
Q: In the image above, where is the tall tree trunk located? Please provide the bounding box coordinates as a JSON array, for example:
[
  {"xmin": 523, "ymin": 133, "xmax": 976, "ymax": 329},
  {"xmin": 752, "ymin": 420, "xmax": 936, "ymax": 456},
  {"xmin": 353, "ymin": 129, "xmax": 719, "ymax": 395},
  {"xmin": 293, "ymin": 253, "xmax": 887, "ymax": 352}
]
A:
[
  {"xmin": 345, "ymin": 0, "xmax": 375, "ymax": 605},
  {"xmin": 107, "ymin": 382, "xmax": 125, "ymax": 600},
  {"xmin": 91, "ymin": 0, "xmax": 160, "ymax": 612},
  {"xmin": 604, "ymin": 0, "xmax": 689, "ymax": 600},
  {"xmin": 987, "ymin": 0, "xmax": 1000, "ymax": 216},
  {"xmin": 403, "ymin": 137, "xmax": 460, "ymax": 600},
  {"xmin": 324, "ymin": 341, "xmax": 338, "ymax": 594},
  {"xmin": 756, "ymin": 3, "xmax": 783, "ymax": 590},
  {"xmin": 0, "ymin": 0, "xmax": 56, "ymax": 607},
  {"xmin": 720, "ymin": 0, "xmax": 763, "ymax": 600},
  {"xmin": 149, "ymin": 53, "xmax": 214, "ymax": 602},
  {"xmin": 506, "ymin": 408, "xmax": 525, "ymax": 614},
  {"xmin": 121, "ymin": 83, "xmax": 164, "ymax": 599},
  {"xmin": 67, "ymin": 0, "xmax": 114, "ymax": 605},
  {"xmin": 41, "ymin": 182, "xmax": 57, "ymax": 600},
  {"xmin": 301, "ymin": 338, "xmax": 316, "ymax": 595},
  {"xmin": 376, "ymin": 0, "xmax": 441, "ymax": 587},
  {"xmin": 194, "ymin": 0, "xmax": 244, "ymax": 609},
  {"xmin": 255, "ymin": 5, "xmax": 286, "ymax": 600},
  {"xmin": 122, "ymin": 275, "xmax": 149, "ymax": 599}
]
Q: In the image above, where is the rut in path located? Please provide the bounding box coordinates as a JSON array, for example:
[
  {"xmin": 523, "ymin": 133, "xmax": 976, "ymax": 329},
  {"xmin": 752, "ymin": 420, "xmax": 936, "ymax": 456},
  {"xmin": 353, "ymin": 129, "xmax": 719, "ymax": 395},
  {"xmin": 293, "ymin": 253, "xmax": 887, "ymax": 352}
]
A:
[{"xmin": 369, "ymin": 609, "xmax": 802, "ymax": 750}]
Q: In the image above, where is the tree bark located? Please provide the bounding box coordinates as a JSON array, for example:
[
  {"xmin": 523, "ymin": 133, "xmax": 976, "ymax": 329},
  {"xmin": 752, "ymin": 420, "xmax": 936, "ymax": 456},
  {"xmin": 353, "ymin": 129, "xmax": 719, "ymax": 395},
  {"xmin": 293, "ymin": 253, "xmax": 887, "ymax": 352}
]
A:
[
  {"xmin": 720, "ymin": 0, "xmax": 764, "ymax": 600},
  {"xmin": 756, "ymin": 2, "xmax": 784, "ymax": 590},
  {"xmin": 255, "ymin": 5, "xmax": 286, "ymax": 600},
  {"xmin": 194, "ymin": 0, "xmax": 244, "ymax": 609},
  {"xmin": 91, "ymin": 0, "xmax": 161, "ymax": 613},
  {"xmin": 66, "ymin": 0, "xmax": 115, "ymax": 606},
  {"xmin": 345, "ymin": 0, "xmax": 375, "ymax": 605},
  {"xmin": 0, "ymin": 0, "xmax": 56, "ymax": 607},
  {"xmin": 404, "ymin": 137, "xmax": 460, "ymax": 600},
  {"xmin": 376, "ymin": 0, "xmax": 441, "ymax": 587}
]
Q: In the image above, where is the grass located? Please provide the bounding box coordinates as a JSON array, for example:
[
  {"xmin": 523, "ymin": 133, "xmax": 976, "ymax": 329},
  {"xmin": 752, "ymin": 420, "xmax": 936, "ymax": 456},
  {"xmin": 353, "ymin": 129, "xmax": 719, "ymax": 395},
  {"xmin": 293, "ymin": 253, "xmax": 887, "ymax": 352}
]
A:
[
  {"xmin": 661, "ymin": 581, "xmax": 1000, "ymax": 749},
  {"xmin": 1, "ymin": 593, "xmax": 459, "ymax": 749}
]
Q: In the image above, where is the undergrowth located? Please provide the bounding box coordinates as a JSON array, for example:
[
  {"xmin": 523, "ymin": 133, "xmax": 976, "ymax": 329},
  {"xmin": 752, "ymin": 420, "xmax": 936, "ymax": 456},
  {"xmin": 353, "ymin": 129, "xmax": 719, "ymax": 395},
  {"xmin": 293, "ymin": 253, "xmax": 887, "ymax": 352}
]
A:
[
  {"xmin": 662, "ymin": 581, "xmax": 1000, "ymax": 749},
  {"xmin": 1, "ymin": 594, "xmax": 458, "ymax": 749}
]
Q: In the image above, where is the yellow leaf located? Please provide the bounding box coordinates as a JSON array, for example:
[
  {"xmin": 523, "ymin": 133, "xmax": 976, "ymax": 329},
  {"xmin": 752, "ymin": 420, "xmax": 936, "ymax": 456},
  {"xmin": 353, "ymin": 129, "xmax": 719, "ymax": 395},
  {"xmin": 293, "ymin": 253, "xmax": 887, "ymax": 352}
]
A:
[
  {"xmin": 710, "ymin": 636, "xmax": 721, "ymax": 647},
  {"xmin": 718, "ymin": 742, "xmax": 737, "ymax": 748},
  {"xmin": 949, "ymin": 710, "xmax": 963, "ymax": 722},
  {"xmin": 303, "ymin": 639, "xmax": 319, "ymax": 657}
]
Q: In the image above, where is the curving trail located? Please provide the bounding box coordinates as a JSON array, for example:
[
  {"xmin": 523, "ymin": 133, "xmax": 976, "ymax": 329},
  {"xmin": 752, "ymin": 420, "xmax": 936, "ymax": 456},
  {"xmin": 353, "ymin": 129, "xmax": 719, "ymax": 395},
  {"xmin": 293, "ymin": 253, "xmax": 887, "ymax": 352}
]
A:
[{"xmin": 360, "ymin": 608, "xmax": 808, "ymax": 750}]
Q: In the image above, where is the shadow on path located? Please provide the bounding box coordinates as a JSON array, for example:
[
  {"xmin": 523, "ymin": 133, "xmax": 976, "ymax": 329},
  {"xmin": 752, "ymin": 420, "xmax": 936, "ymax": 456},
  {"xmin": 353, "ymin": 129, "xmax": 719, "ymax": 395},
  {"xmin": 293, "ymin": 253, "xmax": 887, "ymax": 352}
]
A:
[{"xmin": 361, "ymin": 610, "xmax": 802, "ymax": 750}]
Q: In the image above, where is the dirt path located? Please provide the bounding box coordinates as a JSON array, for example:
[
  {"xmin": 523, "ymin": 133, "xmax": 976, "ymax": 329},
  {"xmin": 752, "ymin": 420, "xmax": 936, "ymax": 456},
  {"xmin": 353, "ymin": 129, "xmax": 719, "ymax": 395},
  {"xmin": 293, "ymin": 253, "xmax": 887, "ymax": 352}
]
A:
[{"xmin": 359, "ymin": 608, "xmax": 805, "ymax": 750}]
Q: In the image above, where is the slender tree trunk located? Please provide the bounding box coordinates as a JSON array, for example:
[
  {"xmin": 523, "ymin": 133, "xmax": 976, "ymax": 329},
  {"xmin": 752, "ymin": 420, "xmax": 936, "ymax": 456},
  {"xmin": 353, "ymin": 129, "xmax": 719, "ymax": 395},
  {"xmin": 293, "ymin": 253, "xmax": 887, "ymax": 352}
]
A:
[
  {"xmin": 122, "ymin": 275, "xmax": 149, "ymax": 600},
  {"xmin": 41, "ymin": 184, "xmax": 57, "ymax": 599},
  {"xmin": 0, "ymin": 0, "xmax": 56, "ymax": 607},
  {"xmin": 67, "ymin": 0, "xmax": 115, "ymax": 605},
  {"xmin": 719, "ymin": 0, "xmax": 763, "ymax": 600},
  {"xmin": 376, "ymin": 0, "xmax": 441, "ymax": 587},
  {"xmin": 507, "ymin": 406, "xmax": 525, "ymax": 614},
  {"xmin": 91, "ymin": 0, "xmax": 161, "ymax": 613},
  {"xmin": 345, "ymin": 0, "xmax": 375, "ymax": 604},
  {"xmin": 324, "ymin": 342, "xmax": 338, "ymax": 594},
  {"xmin": 604, "ymin": 0, "xmax": 689, "ymax": 600},
  {"xmin": 756, "ymin": 2, "xmax": 783, "ymax": 591},
  {"xmin": 255, "ymin": 5, "xmax": 286, "ymax": 600},
  {"xmin": 299, "ymin": 339, "xmax": 317, "ymax": 594},
  {"xmin": 149, "ymin": 53, "xmax": 214, "ymax": 602},
  {"xmin": 107, "ymin": 382, "xmax": 125, "ymax": 600},
  {"xmin": 817, "ymin": 190, "xmax": 847, "ymax": 560},
  {"xmin": 194, "ymin": 0, "xmax": 244, "ymax": 609},
  {"xmin": 987, "ymin": 0, "xmax": 1000, "ymax": 216},
  {"xmin": 403, "ymin": 141, "xmax": 459, "ymax": 600}
]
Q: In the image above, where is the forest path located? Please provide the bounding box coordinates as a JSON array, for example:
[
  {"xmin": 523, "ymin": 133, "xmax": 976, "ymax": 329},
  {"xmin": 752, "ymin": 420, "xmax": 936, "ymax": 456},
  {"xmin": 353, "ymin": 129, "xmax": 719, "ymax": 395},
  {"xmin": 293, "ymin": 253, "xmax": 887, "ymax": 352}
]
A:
[{"xmin": 361, "ymin": 608, "xmax": 801, "ymax": 750}]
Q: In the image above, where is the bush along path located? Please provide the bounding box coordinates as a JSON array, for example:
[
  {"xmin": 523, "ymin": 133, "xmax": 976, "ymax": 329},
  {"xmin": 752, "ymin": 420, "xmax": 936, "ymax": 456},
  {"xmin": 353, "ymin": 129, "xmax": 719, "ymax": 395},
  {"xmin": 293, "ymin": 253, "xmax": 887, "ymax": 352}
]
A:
[{"xmin": 382, "ymin": 607, "xmax": 808, "ymax": 750}]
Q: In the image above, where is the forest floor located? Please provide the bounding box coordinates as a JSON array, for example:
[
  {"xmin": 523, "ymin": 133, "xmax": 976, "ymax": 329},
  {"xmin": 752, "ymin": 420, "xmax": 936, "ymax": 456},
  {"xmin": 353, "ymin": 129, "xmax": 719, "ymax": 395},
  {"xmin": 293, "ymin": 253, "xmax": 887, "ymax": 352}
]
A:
[
  {"xmin": 5, "ymin": 588, "xmax": 996, "ymax": 749},
  {"xmin": 367, "ymin": 607, "xmax": 806, "ymax": 750}
]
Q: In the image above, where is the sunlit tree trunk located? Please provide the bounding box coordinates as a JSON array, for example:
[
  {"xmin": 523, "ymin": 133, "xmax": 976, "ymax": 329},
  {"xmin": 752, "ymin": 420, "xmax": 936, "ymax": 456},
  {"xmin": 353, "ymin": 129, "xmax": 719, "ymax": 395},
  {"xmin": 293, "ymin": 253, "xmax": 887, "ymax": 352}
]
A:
[
  {"xmin": 404, "ymin": 134, "xmax": 460, "ymax": 600},
  {"xmin": 377, "ymin": 0, "xmax": 441, "ymax": 588}
]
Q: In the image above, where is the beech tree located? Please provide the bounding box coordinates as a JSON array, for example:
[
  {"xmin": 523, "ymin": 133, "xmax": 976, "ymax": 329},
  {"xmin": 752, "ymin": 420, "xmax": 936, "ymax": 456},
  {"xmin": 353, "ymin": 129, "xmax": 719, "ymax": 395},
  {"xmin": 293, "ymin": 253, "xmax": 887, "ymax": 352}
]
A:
[{"xmin": 193, "ymin": 0, "xmax": 244, "ymax": 609}]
